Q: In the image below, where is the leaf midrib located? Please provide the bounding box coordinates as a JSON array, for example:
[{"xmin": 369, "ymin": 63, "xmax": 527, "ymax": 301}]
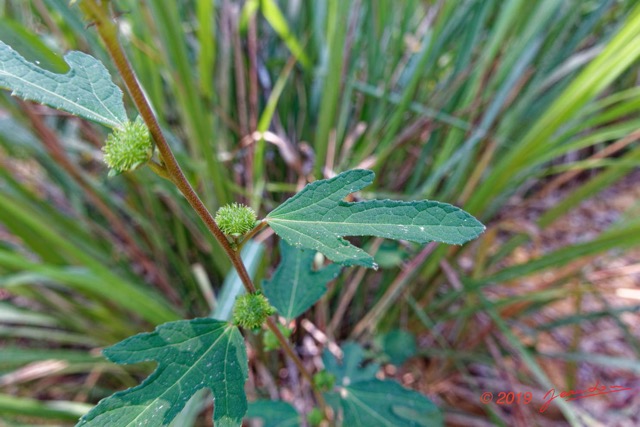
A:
[{"xmin": 268, "ymin": 217, "xmax": 477, "ymax": 230}]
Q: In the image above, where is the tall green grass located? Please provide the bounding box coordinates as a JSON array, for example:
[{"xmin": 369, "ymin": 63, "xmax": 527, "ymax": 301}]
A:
[{"xmin": 1, "ymin": 0, "xmax": 639, "ymax": 424}]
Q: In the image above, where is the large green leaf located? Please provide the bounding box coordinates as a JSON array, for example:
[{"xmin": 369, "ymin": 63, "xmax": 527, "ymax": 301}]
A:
[
  {"xmin": 265, "ymin": 170, "xmax": 484, "ymax": 268},
  {"xmin": 76, "ymin": 319, "xmax": 248, "ymax": 427},
  {"xmin": 376, "ymin": 329, "xmax": 417, "ymax": 366},
  {"xmin": 323, "ymin": 342, "xmax": 442, "ymax": 426},
  {"xmin": 263, "ymin": 240, "xmax": 342, "ymax": 320},
  {"xmin": 0, "ymin": 40, "xmax": 127, "ymax": 129},
  {"xmin": 326, "ymin": 380, "xmax": 443, "ymax": 427},
  {"xmin": 322, "ymin": 342, "xmax": 379, "ymax": 386}
]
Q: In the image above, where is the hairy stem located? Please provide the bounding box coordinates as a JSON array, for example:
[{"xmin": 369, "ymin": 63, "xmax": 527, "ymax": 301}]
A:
[
  {"xmin": 80, "ymin": 0, "xmax": 328, "ymax": 416},
  {"xmin": 81, "ymin": 0, "xmax": 253, "ymax": 287}
]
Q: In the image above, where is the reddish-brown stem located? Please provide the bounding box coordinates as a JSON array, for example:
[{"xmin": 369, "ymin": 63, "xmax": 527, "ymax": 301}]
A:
[
  {"xmin": 81, "ymin": 0, "xmax": 327, "ymax": 417},
  {"xmin": 81, "ymin": 0, "xmax": 254, "ymax": 290}
]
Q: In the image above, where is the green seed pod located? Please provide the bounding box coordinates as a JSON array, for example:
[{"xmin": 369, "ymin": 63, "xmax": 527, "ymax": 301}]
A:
[
  {"xmin": 215, "ymin": 203, "xmax": 257, "ymax": 236},
  {"xmin": 102, "ymin": 117, "xmax": 152, "ymax": 176},
  {"xmin": 232, "ymin": 293, "xmax": 276, "ymax": 330},
  {"xmin": 307, "ymin": 408, "xmax": 325, "ymax": 427},
  {"xmin": 313, "ymin": 371, "xmax": 336, "ymax": 392}
]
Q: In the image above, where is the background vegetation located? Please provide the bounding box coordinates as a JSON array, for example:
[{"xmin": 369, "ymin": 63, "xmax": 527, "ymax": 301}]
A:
[{"xmin": 1, "ymin": 0, "xmax": 640, "ymax": 425}]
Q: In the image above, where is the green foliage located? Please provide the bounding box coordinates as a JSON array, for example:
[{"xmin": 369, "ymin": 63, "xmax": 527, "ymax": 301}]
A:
[
  {"xmin": 0, "ymin": 40, "xmax": 126, "ymax": 128},
  {"xmin": 249, "ymin": 0, "xmax": 311, "ymax": 69},
  {"xmin": 2, "ymin": 1, "xmax": 640, "ymax": 426},
  {"xmin": 77, "ymin": 319, "xmax": 248, "ymax": 427},
  {"xmin": 375, "ymin": 329, "xmax": 418, "ymax": 366},
  {"xmin": 322, "ymin": 342, "xmax": 380, "ymax": 386},
  {"xmin": 306, "ymin": 408, "xmax": 324, "ymax": 427},
  {"xmin": 263, "ymin": 323, "xmax": 292, "ymax": 351},
  {"xmin": 215, "ymin": 203, "xmax": 258, "ymax": 236},
  {"xmin": 313, "ymin": 371, "xmax": 336, "ymax": 392},
  {"xmin": 326, "ymin": 380, "xmax": 443, "ymax": 427},
  {"xmin": 0, "ymin": 37, "xmax": 150, "ymax": 178},
  {"xmin": 232, "ymin": 293, "xmax": 276, "ymax": 329},
  {"xmin": 266, "ymin": 170, "xmax": 485, "ymax": 268},
  {"xmin": 102, "ymin": 117, "xmax": 152, "ymax": 175},
  {"xmin": 0, "ymin": 393, "xmax": 92, "ymax": 421},
  {"xmin": 323, "ymin": 343, "xmax": 442, "ymax": 426},
  {"xmin": 263, "ymin": 240, "xmax": 342, "ymax": 320},
  {"xmin": 246, "ymin": 400, "xmax": 300, "ymax": 427}
]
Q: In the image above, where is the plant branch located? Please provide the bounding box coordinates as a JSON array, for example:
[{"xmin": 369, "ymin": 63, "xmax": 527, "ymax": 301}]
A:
[
  {"xmin": 80, "ymin": 0, "xmax": 254, "ymax": 291},
  {"xmin": 80, "ymin": 0, "xmax": 328, "ymax": 417},
  {"xmin": 239, "ymin": 220, "xmax": 268, "ymax": 249},
  {"xmin": 147, "ymin": 160, "xmax": 171, "ymax": 180}
]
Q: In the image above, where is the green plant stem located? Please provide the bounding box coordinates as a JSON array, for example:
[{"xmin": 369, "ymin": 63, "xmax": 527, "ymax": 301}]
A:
[
  {"xmin": 81, "ymin": 0, "xmax": 253, "ymax": 289},
  {"xmin": 80, "ymin": 0, "xmax": 328, "ymax": 417},
  {"xmin": 147, "ymin": 160, "xmax": 171, "ymax": 180}
]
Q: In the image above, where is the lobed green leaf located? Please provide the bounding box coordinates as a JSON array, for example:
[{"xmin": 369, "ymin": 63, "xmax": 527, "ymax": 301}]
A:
[
  {"xmin": 323, "ymin": 342, "xmax": 442, "ymax": 426},
  {"xmin": 322, "ymin": 342, "xmax": 379, "ymax": 386},
  {"xmin": 76, "ymin": 318, "xmax": 247, "ymax": 427},
  {"xmin": 326, "ymin": 380, "xmax": 443, "ymax": 427},
  {"xmin": 0, "ymin": 40, "xmax": 127, "ymax": 129},
  {"xmin": 266, "ymin": 170, "xmax": 485, "ymax": 268},
  {"xmin": 263, "ymin": 240, "xmax": 342, "ymax": 320}
]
